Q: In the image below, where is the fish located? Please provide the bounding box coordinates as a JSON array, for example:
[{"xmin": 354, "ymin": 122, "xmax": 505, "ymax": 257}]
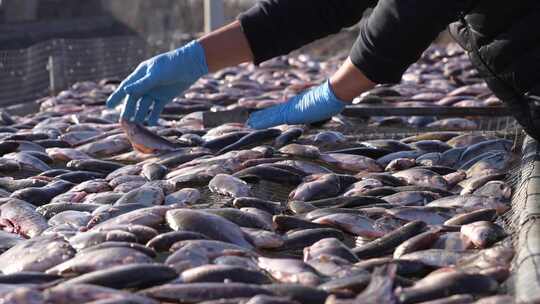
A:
[
  {"xmin": 165, "ymin": 239, "xmax": 254, "ymax": 274},
  {"xmin": 444, "ymin": 209, "xmax": 497, "ymax": 226},
  {"xmin": 398, "ymin": 271, "xmax": 498, "ymax": 303},
  {"xmin": 206, "ymin": 208, "xmax": 273, "ymax": 231},
  {"xmin": 289, "ymin": 174, "xmax": 357, "ymax": 201},
  {"xmin": 400, "ymin": 249, "xmax": 474, "ymax": 267},
  {"xmin": 312, "ymin": 213, "xmax": 383, "ymax": 238},
  {"xmin": 114, "ymin": 186, "xmax": 165, "ymax": 206},
  {"xmin": 10, "ymin": 180, "xmax": 74, "ymax": 206},
  {"xmin": 120, "ymin": 120, "xmax": 183, "ymax": 154},
  {"xmin": 139, "ymin": 282, "xmax": 273, "ymax": 303},
  {"xmin": 209, "ymin": 174, "xmax": 251, "ymax": 198},
  {"xmin": 303, "ymin": 238, "xmax": 358, "ymax": 263},
  {"xmin": 386, "ymin": 207, "xmax": 452, "ymax": 225},
  {"xmin": 257, "ymin": 257, "xmax": 321, "ymax": 286},
  {"xmin": 44, "ymin": 283, "xmax": 159, "ymax": 304},
  {"xmin": 279, "ymin": 144, "xmax": 321, "ymax": 159},
  {"xmin": 218, "ymin": 129, "xmax": 282, "ymax": 154},
  {"xmin": 353, "ymin": 265, "xmax": 397, "ymax": 304},
  {"xmin": 393, "ymin": 168, "xmax": 448, "ymax": 190},
  {"xmin": 426, "ymin": 195, "xmax": 509, "ymax": 214},
  {"xmin": 0, "ymin": 234, "xmax": 75, "ymax": 274},
  {"xmin": 179, "ymin": 264, "xmax": 271, "ymax": 284},
  {"xmin": 233, "ymin": 164, "xmax": 304, "ymax": 185},
  {"xmin": 320, "ymin": 153, "xmax": 382, "ymax": 173},
  {"xmin": 460, "ymin": 221, "xmax": 506, "ymax": 248},
  {"xmin": 165, "ymin": 209, "xmax": 253, "ymax": 249},
  {"xmin": 61, "ymin": 263, "xmax": 178, "ymax": 289},
  {"xmin": 273, "ymin": 127, "xmax": 303, "ymax": 148},
  {"xmin": 282, "ymin": 228, "xmax": 345, "ymax": 251},
  {"xmin": 0, "ymin": 199, "xmax": 48, "ymax": 238},
  {"xmin": 165, "ymin": 188, "xmax": 201, "ymax": 205},
  {"xmin": 353, "ymin": 221, "xmax": 426, "ymax": 259},
  {"xmin": 46, "ymin": 247, "xmax": 154, "ymax": 276},
  {"xmin": 394, "ymin": 229, "xmax": 440, "ymax": 258}
]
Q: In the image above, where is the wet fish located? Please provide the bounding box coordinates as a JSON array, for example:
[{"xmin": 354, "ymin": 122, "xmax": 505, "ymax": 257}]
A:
[
  {"xmin": 165, "ymin": 209, "xmax": 253, "ymax": 249},
  {"xmin": 289, "ymin": 174, "xmax": 357, "ymax": 201},
  {"xmin": 205, "ymin": 208, "xmax": 273, "ymax": 231},
  {"xmin": 44, "ymin": 283, "xmax": 158, "ymax": 304},
  {"xmin": 165, "ymin": 188, "xmax": 201, "ymax": 205},
  {"xmin": 456, "ymin": 139, "xmax": 512, "ymax": 167},
  {"xmin": 233, "ymin": 164, "xmax": 303, "ymax": 185},
  {"xmin": 386, "ymin": 207, "xmax": 452, "ymax": 225},
  {"xmin": 62, "ymin": 263, "xmax": 178, "ymax": 289},
  {"xmin": 444, "ymin": 209, "xmax": 497, "ymax": 226},
  {"xmin": 0, "ymin": 230, "xmax": 24, "ymax": 252},
  {"xmin": 0, "ymin": 198, "xmax": 48, "ymax": 238},
  {"xmin": 209, "ymin": 174, "xmax": 251, "ymax": 198},
  {"xmin": 354, "ymin": 265, "xmax": 397, "ymax": 304},
  {"xmin": 114, "ymin": 186, "xmax": 165, "ymax": 206},
  {"xmin": 312, "ymin": 213, "xmax": 382, "ymax": 238},
  {"xmin": 4, "ymin": 152, "xmax": 51, "ymax": 172},
  {"xmin": 180, "ymin": 264, "xmax": 270, "ymax": 284},
  {"xmin": 303, "ymin": 238, "xmax": 358, "ymax": 263},
  {"xmin": 91, "ymin": 205, "xmax": 170, "ymax": 230},
  {"xmin": 165, "ymin": 240, "xmax": 254, "ymax": 273},
  {"xmin": 120, "ymin": 120, "xmax": 183, "ymax": 154},
  {"xmin": 0, "ymin": 234, "xmax": 75, "ymax": 274},
  {"xmin": 426, "ymin": 195, "xmax": 509, "ymax": 214},
  {"xmin": 282, "ymin": 228, "xmax": 344, "ymax": 251},
  {"xmin": 257, "ymin": 257, "xmax": 321, "ymax": 286},
  {"xmin": 394, "ymin": 229, "xmax": 440, "ymax": 258},
  {"xmin": 472, "ymin": 181, "xmax": 511, "ymax": 199},
  {"xmin": 320, "ymin": 153, "xmax": 382, "ymax": 173},
  {"xmin": 233, "ymin": 197, "xmax": 284, "ymax": 215},
  {"xmin": 218, "ymin": 129, "xmax": 282, "ymax": 154},
  {"xmin": 399, "ymin": 249, "xmax": 473, "ymax": 267},
  {"xmin": 398, "ymin": 271, "xmax": 498, "ymax": 303},
  {"xmin": 353, "ymin": 221, "xmax": 426, "ymax": 259},
  {"xmin": 393, "ymin": 168, "xmax": 448, "ymax": 190},
  {"xmin": 46, "ymin": 247, "xmax": 154, "ymax": 276},
  {"xmin": 431, "ymin": 232, "xmax": 472, "ymax": 251},
  {"xmin": 140, "ymin": 282, "xmax": 273, "ymax": 303},
  {"xmin": 273, "ymin": 127, "xmax": 303, "ymax": 148},
  {"xmin": 460, "ymin": 221, "xmax": 505, "ymax": 248},
  {"xmin": 10, "ymin": 180, "xmax": 74, "ymax": 206},
  {"xmin": 67, "ymin": 159, "xmax": 124, "ymax": 174}
]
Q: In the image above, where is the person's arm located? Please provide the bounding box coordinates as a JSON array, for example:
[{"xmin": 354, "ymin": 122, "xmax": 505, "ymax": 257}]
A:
[
  {"xmin": 198, "ymin": 21, "xmax": 254, "ymax": 72},
  {"xmin": 247, "ymin": 0, "xmax": 473, "ymax": 129},
  {"xmin": 349, "ymin": 0, "xmax": 473, "ymax": 84},
  {"xmin": 239, "ymin": 0, "xmax": 376, "ymax": 65}
]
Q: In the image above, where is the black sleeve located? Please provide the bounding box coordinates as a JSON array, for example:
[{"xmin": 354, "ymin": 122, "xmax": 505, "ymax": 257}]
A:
[
  {"xmin": 238, "ymin": 0, "xmax": 375, "ymax": 65},
  {"xmin": 350, "ymin": 0, "xmax": 473, "ymax": 84}
]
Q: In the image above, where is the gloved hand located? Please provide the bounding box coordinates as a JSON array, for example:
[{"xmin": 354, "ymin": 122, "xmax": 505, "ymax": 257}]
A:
[
  {"xmin": 106, "ymin": 40, "xmax": 208, "ymax": 125},
  {"xmin": 246, "ymin": 80, "xmax": 347, "ymax": 129}
]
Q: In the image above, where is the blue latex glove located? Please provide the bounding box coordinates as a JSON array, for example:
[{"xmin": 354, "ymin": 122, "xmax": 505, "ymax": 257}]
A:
[
  {"xmin": 106, "ymin": 40, "xmax": 208, "ymax": 125},
  {"xmin": 247, "ymin": 80, "xmax": 347, "ymax": 129}
]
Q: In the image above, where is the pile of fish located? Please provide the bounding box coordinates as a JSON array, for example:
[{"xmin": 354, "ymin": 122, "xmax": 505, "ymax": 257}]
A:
[{"xmin": 0, "ymin": 43, "xmax": 518, "ymax": 304}]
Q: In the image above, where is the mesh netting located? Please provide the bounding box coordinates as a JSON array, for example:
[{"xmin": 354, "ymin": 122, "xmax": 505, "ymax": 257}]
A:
[
  {"xmin": 505, "ymin": 137, "xmax": 540, "ymax": 303},
  {"xmin": 0, "ymin": 36, "xmax": 152, "ymax": 107}
]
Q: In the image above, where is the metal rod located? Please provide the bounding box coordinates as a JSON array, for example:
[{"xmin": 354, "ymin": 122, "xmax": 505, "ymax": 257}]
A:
[
  {"xmin": 47, "ymin": 56, "xmax": 56, "ymax": 96},
  {"xmin": 342, "ymin": 106, "xmax": 511, "ymax": 117},
  {"xmin": 204, "ymin": 0, "xmax": 225, "ymax": 33},
  {"xmin": 515, "ymin": 136, "xmax": 540, "ymax": 303}
]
